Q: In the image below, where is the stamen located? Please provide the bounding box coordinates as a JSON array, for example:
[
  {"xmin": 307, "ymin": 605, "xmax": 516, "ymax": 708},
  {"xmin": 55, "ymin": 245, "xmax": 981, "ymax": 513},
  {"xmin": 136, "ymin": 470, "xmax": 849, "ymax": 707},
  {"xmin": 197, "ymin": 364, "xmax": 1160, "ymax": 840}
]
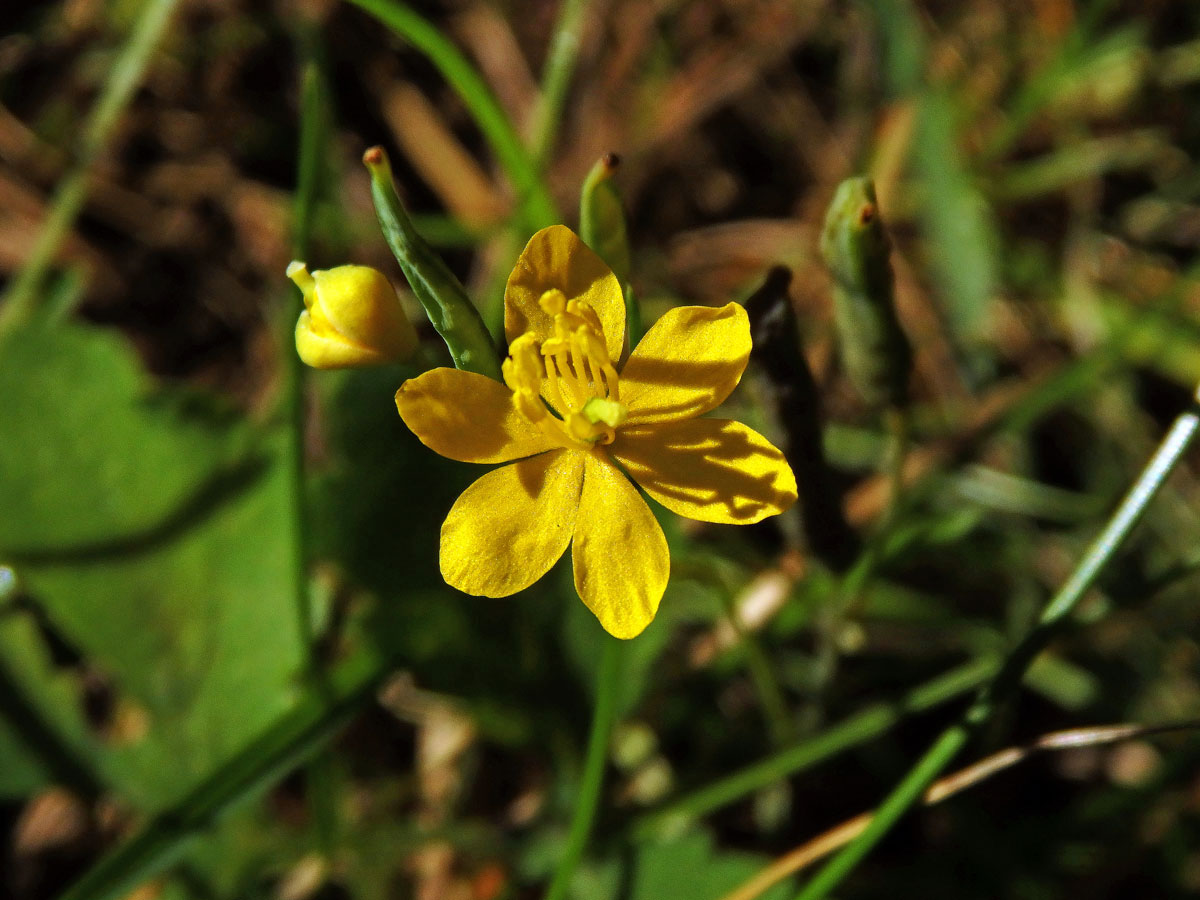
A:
[
  {"xmin": 544, "ymin": 352, "xmax": 574, "ymax": 411},
  {"xmin": 504, "ymin": 296, "xmax": 627, "ymax": 451}
]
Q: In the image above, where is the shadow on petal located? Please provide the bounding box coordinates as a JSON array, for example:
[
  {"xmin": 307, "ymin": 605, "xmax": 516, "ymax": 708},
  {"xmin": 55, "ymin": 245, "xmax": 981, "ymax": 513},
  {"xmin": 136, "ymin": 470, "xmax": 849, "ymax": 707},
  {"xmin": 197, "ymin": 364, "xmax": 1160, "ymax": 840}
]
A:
[
  {"xmin": 619, "ymin": 356, "xmax": 748, "ymax": 421},
  {"xmin": 396, "ymin": 368, "xmax": 557, "ymax": 464},
  {"xmin": 612, "ymin": 419, "xmax": 797, "ymax": 525},
  {"xmin": 618, "ymin": 303, "xmax": 751, "ymax": 424}
]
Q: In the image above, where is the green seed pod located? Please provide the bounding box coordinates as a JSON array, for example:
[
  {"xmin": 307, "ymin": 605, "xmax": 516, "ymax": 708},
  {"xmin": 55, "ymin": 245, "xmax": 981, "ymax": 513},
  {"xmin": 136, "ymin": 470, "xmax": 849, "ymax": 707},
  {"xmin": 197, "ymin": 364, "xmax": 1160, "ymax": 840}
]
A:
[
  {"xmin": 819, "ymin": 177, "xmax": 912, "ymax": 409},
  {"xmin": 579, "ymin": 152, "xmax": 631, "ymax": 283},
  {"xmin": 363, "ymin": 146, "xmax": 502, "ymax": 380}
]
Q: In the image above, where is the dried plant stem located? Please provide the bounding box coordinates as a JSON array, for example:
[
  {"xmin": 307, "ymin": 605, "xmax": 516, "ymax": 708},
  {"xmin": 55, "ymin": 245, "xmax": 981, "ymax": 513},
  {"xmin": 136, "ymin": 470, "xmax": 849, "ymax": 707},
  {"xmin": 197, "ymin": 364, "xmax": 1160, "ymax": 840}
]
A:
[
  {"xmin": 790, "ymin": 386, "xmax": 1200, "ymax": 900},
  {"xmin": 723, "ymin": 719, "xmax": 1200, "ymax": 900}
]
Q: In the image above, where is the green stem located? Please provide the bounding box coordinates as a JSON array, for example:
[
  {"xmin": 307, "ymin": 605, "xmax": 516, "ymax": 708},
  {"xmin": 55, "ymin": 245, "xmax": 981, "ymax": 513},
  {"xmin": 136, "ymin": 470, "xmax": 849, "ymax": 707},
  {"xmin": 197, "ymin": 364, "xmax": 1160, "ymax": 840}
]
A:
[
  {"xmin": 791, "ymin": 387, "xmax": 1200, "ymax": 900},
  {"xmin": 882, "ymin": 406, "xmax": 910, "ymax": 525},
  {"xmin": 341, "ymin": 0, "xmax": 557, "ymax": 230},
  {"xmin": 290, "ymin": 49, "xmax": 340, "ymax": 857},
  {"xmin": 0, "ymin": 0, "xmax": 181, "ymax": 330},
  {"xmin": 289, "ymin": 59, "xmax": 323, "ymax": 658},
  {"xmin": 545, "ymin": 634, "xmax": 622, "ymax": 900},
  {"xmin": 631, "ymin": 654, "xmax": 998, "ymax": 838},
  {"xmin": 531, "ymin": 0, "xmax": 590, "ymax": 169},
  {"xmin": 722, "ymin": 593, "xmax": 792, "ymax": 747}
]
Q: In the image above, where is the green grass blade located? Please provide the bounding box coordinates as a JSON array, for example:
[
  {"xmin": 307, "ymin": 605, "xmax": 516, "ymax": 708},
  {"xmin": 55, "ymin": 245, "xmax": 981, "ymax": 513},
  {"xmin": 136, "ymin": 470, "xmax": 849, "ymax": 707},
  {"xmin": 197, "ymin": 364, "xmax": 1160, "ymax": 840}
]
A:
[
  {"xmin": 289, "ymin": 45, "xmax": 341, "ymax": 857},
  {"xmin": 531, "ymin": 0, "xmax": 590, "ymax": 169},
  {"xmin": 342, "ymin": 0, "xmax": 558, "ymax": 229},
  {"xmin": 791, "ymin": 384, "xmax": 1200, "ymax": 900},
  {"xmin": 288, "ymin": 57, "xmax": 326, "ymax": 661},
  {"xmin": 0, "ymin": 0, "xmax": 182, "ymax": 331},
  {"xmin": 631, "ymin": 655, "xmax": 999, "ymax": 837}
]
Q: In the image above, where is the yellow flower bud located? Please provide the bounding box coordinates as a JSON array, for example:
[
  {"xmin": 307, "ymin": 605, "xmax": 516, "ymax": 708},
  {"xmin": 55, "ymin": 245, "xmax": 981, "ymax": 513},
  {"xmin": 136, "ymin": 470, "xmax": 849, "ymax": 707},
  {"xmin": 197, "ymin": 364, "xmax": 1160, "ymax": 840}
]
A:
[{"xmin": 288, "ymin": 261, "xmax": 417, "ymax": 369}]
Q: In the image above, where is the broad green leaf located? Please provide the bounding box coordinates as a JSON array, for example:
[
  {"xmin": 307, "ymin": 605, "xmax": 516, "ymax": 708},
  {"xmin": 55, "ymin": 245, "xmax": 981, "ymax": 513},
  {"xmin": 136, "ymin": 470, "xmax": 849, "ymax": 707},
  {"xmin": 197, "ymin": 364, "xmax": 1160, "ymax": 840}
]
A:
[
  {"xmin": 0, "ymin": 322, "xmax": 248, "ymax": 553},
  {"xmin": 629, "ymin": 831, "xmax": 794, "ymax": 900},
  {"xmin": 21, "ymin": 437, "xmax": 302, "ymax": 808},
  {"xmin": 0, "ymin": 321, "xmax": 303, "ymax": 809},
  {"xmin": 566, "ymin": 831, "xmax": 793, "ymax": 900}
]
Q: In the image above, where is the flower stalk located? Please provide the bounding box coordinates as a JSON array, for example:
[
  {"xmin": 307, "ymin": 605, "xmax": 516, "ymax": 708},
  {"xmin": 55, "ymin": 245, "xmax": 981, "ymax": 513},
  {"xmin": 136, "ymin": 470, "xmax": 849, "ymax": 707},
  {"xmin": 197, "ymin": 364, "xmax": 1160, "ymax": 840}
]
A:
[
  {"xmin": 744, "ymin": 265, "xmax": 860, "ymax": 571},
  {"xmin": 544, "ymin": 634, "xmax": 622, "ymax": 900}
]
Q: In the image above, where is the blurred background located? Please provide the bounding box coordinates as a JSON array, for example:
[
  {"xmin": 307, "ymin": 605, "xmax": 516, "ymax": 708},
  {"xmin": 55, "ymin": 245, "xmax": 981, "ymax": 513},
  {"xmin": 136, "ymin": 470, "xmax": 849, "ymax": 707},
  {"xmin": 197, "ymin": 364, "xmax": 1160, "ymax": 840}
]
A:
[{"xmin": 3, "ymin": 0, "xmax": 1200, "ymax": 898}]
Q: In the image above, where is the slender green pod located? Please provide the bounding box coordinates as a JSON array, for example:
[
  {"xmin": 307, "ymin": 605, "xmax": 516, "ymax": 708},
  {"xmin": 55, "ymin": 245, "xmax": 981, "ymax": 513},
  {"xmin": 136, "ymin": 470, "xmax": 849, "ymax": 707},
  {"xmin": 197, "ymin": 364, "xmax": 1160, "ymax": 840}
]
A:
[
  {"xmin": 819, "ymin": 177, "xmax": 912, "ymax": 409},
  {"xmin": 579, "ymin": 152, "xmax": 640, "ymax": 344},
  {"xmin": 363, "ymin": 146, "xmax": 502, "ymax": 380},
  {"xmin": 579, "ymin": 153, "xmax": 631, "ymax": 283}
]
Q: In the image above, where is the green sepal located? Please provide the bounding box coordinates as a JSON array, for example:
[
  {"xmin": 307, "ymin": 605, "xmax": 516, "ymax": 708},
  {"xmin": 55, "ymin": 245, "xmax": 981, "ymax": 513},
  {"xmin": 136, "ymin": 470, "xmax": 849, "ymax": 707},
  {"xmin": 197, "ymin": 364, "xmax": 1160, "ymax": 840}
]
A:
[
  {"xmin": 362, "ymin": 146, "xmax": 502, "ymax": 380},
  {"xmin": 819, "ymin": 176, "xmax": 913, "ymax": 409}
]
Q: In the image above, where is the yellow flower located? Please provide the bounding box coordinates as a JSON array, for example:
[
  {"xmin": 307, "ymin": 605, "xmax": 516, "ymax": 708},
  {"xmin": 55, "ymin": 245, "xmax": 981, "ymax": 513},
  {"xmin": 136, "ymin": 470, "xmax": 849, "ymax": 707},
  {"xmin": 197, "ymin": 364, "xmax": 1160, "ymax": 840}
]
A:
[
  {"xmin": 288, "ymin": 261, "xmax": 417, "ymax": 368},
  {"xmin": 395, "ymin": 226, "xmax": 797, "ymax": 639}
]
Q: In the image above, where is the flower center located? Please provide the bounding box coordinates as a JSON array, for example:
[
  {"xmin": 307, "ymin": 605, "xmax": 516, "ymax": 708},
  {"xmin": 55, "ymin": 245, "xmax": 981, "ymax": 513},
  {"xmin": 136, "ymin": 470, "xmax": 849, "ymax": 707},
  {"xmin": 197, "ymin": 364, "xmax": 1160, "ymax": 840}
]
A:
[{"xmin": 502, "ymin": 289, "xmax": 627, "ymax": 450}]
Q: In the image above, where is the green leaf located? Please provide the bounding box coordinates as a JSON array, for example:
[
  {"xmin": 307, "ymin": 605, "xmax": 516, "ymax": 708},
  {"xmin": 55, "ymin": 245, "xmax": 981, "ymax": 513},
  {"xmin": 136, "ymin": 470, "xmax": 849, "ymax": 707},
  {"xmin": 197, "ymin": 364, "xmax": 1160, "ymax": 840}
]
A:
[
  {"xmin": 629, "ymin": 831, "xmax": 794, "ymax": 900},
  {"xmin": 0, "ymin": 322, "xmax": 249, "ymax": 554},
  {"xmin": 912, "ymin": 94, "xmax": 1001, "ymax": 348},
  {"xmin": 555, "ymin": 830, "xmax": 793, "ymax": 900},
  {"xmin": 0, "ymin": 321, "xmax": 303, "ymax": 809}
]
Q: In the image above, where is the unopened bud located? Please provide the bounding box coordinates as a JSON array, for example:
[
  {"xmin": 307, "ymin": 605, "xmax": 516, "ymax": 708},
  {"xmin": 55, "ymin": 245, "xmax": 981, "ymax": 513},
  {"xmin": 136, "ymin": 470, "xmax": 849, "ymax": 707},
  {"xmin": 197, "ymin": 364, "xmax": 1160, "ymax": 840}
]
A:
[{"xmin": 288, "ymin": 261, "xmax": 417, "ymax": 369}]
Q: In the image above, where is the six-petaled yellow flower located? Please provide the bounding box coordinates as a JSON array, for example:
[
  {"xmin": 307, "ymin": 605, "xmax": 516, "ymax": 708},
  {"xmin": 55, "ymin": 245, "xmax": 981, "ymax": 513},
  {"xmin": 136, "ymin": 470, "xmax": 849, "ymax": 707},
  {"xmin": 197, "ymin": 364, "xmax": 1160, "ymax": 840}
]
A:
[{"xmin": 396, "ymin": 225, "xmax": 797, "ymax": 639}]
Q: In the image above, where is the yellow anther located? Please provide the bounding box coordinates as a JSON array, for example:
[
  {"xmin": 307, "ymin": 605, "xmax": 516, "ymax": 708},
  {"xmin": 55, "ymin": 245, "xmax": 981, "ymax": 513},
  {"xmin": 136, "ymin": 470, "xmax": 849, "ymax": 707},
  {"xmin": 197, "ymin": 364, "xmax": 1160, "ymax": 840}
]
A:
[
  {"xmin": 504, "ymin": 297, "xmax": 625, "ymax": 451},
  {"xmin": 538, "ymin": 288, "xmax": 567, "ymax": 316}
]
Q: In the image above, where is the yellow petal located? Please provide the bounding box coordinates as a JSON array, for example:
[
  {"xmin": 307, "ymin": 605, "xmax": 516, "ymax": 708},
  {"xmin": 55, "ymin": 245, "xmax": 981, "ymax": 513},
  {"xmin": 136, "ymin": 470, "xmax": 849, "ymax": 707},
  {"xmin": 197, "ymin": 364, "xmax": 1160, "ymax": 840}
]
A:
[
  {"xmin": 612, "ymin": 419, "xmax": 797, "ymax": 524},
  {"xmin": 505, "ymin": 225, "xmax": 625, "ymax": 361},
  {"xmin": 312, "ymin": 265, "xmax": 416, "ymax": 359},
  {"xmin": 619, "ymin": 303, "xmax": 751, "ymax": 425},
  {"xmin": 441, "ymin": 449, "xmax": 584, "ymax": 597},
  {"xmin": 397, "ymin": 368, "xmax": 559, "ymax": 464},
  {"xmin": 572, "ymin": 453, "xmax": 669, "ymax": 639},
  {"xmin": 296, "ymin": 312, "xmax": 393, "ymax": 369}
]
